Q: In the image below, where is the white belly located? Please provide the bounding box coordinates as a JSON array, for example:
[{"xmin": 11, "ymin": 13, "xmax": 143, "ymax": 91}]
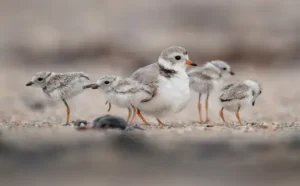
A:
[
  {"xmin": 137, "ymin": 71, "xmax": 191, "ymax": 117},
  {"xmin": 221, "ymin": 96, "xmax": 252, "ymax": 112},
  {"xmin": 105, "ymin": 92, "xmax": 131, "ymax": 108}
]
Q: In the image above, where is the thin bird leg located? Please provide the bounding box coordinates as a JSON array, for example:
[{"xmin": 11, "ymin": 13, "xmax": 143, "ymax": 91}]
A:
[
  {"xmin": 137, "ymin": 109, "xmax": 151, "ymax": 125},
  {"xmin": 204, "ymin": 92, "xmax": 210, "ymax": 123},
  {"xmin": 235, "ymin": 106, "xmax": 243, "ymax": 125},
  {"xmin": 128, "ymin": 106, "xmax": 136, "ymax": 125},
  {"xmin": 62, "ymin": 99, "xmax": 70, "ymax": 126},
  {"xmin": 126, "ymin": 107, "xmax": 132, "ymax": 123},
  {"xmin": 105, "ymin": 101, "xmax": 112, "ymax": 112},
  {"xmin": 219, "ymin": 107, "xmax": 227, "ymax": 124},
  {"xmin": 197, "ymin": 93, "xmax": 203, "ymax": 123},
  {"xmin": 156, "ymin": 118, "xmax": 167, "ymax": 126}
]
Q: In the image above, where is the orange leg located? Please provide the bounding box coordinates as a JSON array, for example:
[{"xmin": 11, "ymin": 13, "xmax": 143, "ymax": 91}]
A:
[
  {"xmin": 63, "ymin": 99, "xmax": 70, "ymax": 126},
  {"xmin": 105, "ymin": 101, "xmax": 112, "ymax": 112},
  {"xmin": 137, "ymin": 109, "xmax": 151, "ymax": 125},
  {"xmin": 128, "ymin": 106, "xmax": 136, "ymax": 125},
  {"xmin": 126, "ymin": 107, "xmax": 132, "ymax": 123},
  {"xmin": 197, "ymin": 93, "xmax": 204, "ymax": 123},
  {"xmin": 219, "ymin": 107, "xmax": 227, "ymax": 124},
  {"xmin": 156, "ymin": 118, "xmax": 166, "ymax": 126},
  {"xmin": 235, "ymin": 107, "xmax": 243, "ymax": 125},
  {"xmin": 204, "ymin": 93, "xmax": 210, "ymax": 123}
]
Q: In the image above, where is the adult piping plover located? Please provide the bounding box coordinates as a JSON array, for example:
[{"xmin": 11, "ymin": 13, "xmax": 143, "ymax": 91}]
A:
[
  {"xmin": 130, "ymin": 46, "xmax": 197, "ymax": 125},
  {"xmin": 219, "ymin": 80, "xmax": 262, "ymax": 125},
  {"xmin": 26, "ymin": 71, "xmax": 90, "ymax": 125},
  {"xmin": 84, "ymin": 75, "xmax": 157, "ymax": 125},
  {"xmin": 187, "ymin": 60, "xmax": 234, "ymax": 123}
]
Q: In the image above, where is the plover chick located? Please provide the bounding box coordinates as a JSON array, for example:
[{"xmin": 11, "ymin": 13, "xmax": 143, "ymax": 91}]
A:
[
  {"xmin": 187, "ymin": 60, "xmax": 234, "ymax": 123},
  {"xmin": 84, "ymin": 75, "xmax": 157, "ymax": 125},
  {"xmin": 219, "ymin": 80, "xmax": 262, "ymax": 125},
  {"xmin": 26, "ymin": 71, "xmax": 90, "ymax": 125},
  {"xmin": 130, "ymin": 46, "xmax": 197, "ymax": 125}
]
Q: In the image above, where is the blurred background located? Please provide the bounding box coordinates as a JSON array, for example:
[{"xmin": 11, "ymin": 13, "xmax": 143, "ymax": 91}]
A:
[
  {"xmin": 1, "ymin": 0, "xmax": 300, "ymax": 68},
  {"xmin": 1, "ymin": 0, "xmax": 300, "ymax": 186}
]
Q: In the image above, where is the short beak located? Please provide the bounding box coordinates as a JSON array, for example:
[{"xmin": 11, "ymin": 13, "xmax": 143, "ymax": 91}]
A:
[
  {"xmin": 230, "ymin": 71, "xmax": 235, "ymax": 75},
  {"xmin": 252, "ymin": 101, "xmax": 255, "ymax": 106},
  {"xmin": 186, "ymin": 59, "xmax": 197, "ymax": 66},
  {"xmin": 26, "ymin": 81, "xmax": 33, "ymax": 86},
  {"xmin": 83, "ymin": 84, "xmax": 99, "ymax": 89}
]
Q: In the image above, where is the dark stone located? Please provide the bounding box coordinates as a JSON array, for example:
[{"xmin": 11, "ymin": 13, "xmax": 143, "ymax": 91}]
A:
[{"xmin": 92, "ymin": 115, "xmax": 127, "ymax": 130}]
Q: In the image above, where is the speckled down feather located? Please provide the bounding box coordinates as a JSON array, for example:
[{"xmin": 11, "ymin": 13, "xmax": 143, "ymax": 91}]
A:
[
  {"xmin": 188, "ymin": 67, "xmax": 219, "ymax": 81},
  {"xmin": 109, "ymin": 78, "xmax": 157, "ymax": 98},
  {"xmin": 220, "ymin": 83, "xmax": 250, "ymax": 102},
  {"xmin": 43, "ymin": 72, "xmax": 89, "ymax": 100}
]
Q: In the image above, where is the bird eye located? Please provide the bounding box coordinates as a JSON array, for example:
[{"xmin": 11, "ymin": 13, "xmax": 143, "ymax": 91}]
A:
[
  {"xmin": 175, "ymin": 55, "xmax": 181, "ymax": 60},
  {"xmin": 37, "ymin": 78, "xmax": 43, "ymax": 81},
  {"xmin": 259, "ymin": 90, "xmax": 262, "ymax": 95},
  {"xmin": 222, "ymin": 67, "xmax": 227, "ymax": 70},
  {"xmin": 104, "ymin": 81, "xmax": 110, "ymax": 84}
]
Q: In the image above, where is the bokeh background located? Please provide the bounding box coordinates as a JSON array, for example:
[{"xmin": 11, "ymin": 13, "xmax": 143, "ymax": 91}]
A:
[
  {"xmin": 1, "ymin": 0, "xmax": 300, "ymax": 186},
  {"xmin": 1, "ymin": 0, "xmax": 300, "ymax": 68}
]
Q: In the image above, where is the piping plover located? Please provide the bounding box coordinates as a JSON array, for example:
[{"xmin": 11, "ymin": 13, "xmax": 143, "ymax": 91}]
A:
[
  {"xmin": 188, "ymin": 60, "xmax": 234, "ymax": 123},
  {"xmin": 84, "ymin": 75, "xmax": 157, "ymax": 125},
  {"xmin": 130, "ymin": 46, "xmax": 197, "ymax": 125},
  {"xmin": 219, "ymin": 80, "xmax": 262, "ymax": 125},
  {"xmin": 26, "ymin": 71, "xmax": 90, "ymax": 125}
]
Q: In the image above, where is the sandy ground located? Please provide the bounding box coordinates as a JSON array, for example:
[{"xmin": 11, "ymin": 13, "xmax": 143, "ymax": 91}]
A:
[{"xmin": 1, "ymin": 63, "xmax": 300, "ymax": 186}]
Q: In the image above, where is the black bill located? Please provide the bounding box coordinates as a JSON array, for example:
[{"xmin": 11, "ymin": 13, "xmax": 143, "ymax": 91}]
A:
[
  {"xmin": 26, "ymin": 82, "xmax": 33, "ymax": 86},
  {"xmin": 84, "ymin": 84, "xmax": 99, "ymax": 89}
]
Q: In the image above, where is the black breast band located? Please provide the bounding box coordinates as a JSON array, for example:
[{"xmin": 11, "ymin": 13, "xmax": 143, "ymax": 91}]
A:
[{"xmin": 158, "ymin": 64, "xmax": 177, "ymax": 78}]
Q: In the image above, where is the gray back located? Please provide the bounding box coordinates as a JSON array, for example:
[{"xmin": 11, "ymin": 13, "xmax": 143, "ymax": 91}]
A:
[{"xmin": 130, "ymin": 63, "xmax": 159, "ymax": 84}]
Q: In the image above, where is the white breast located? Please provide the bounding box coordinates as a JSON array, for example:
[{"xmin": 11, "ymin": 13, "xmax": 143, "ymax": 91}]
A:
[
  {"xmin": 105, "ymin": 92, "xmax": 131, "ymax": 108},
  {"xmin": 136, "ymin": 70, "xmax": 191, "ymax": 117}
]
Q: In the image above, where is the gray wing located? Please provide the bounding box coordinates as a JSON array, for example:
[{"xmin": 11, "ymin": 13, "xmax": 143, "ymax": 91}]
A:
[
  {"xmin": 187, "ymin": 67, "xmax": 215, "ymax": 80},
  {"xmin": 221, "ymin": 83, "xmax": 234, "ymax": 91},
  {"xmin": 130, "ymin": 63, "xmax": 159, "ymax": 83},
  {"xmin": 140, "ymin": 82, "xmax": 158, "ymax": 102},
  {"xmin": 45, "ymin": 73, "xmax": 88, "ymax": 93},
  {"xmin": 114, "ymin": 79, "xmax": 142, "ymax": 94},
  {"xmin": 220, "ymin": 83, "xmax": 250, "ymax": 102}
]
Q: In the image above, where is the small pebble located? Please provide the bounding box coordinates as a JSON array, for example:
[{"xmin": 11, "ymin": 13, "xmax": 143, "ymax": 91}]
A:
[
  {"xmin": 73, "ymin": 120, "xmax": 89, "ymax": 130},
  {"xmin": 261, "ymin": 123, "xmax": 269, "ymax": 129}
]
